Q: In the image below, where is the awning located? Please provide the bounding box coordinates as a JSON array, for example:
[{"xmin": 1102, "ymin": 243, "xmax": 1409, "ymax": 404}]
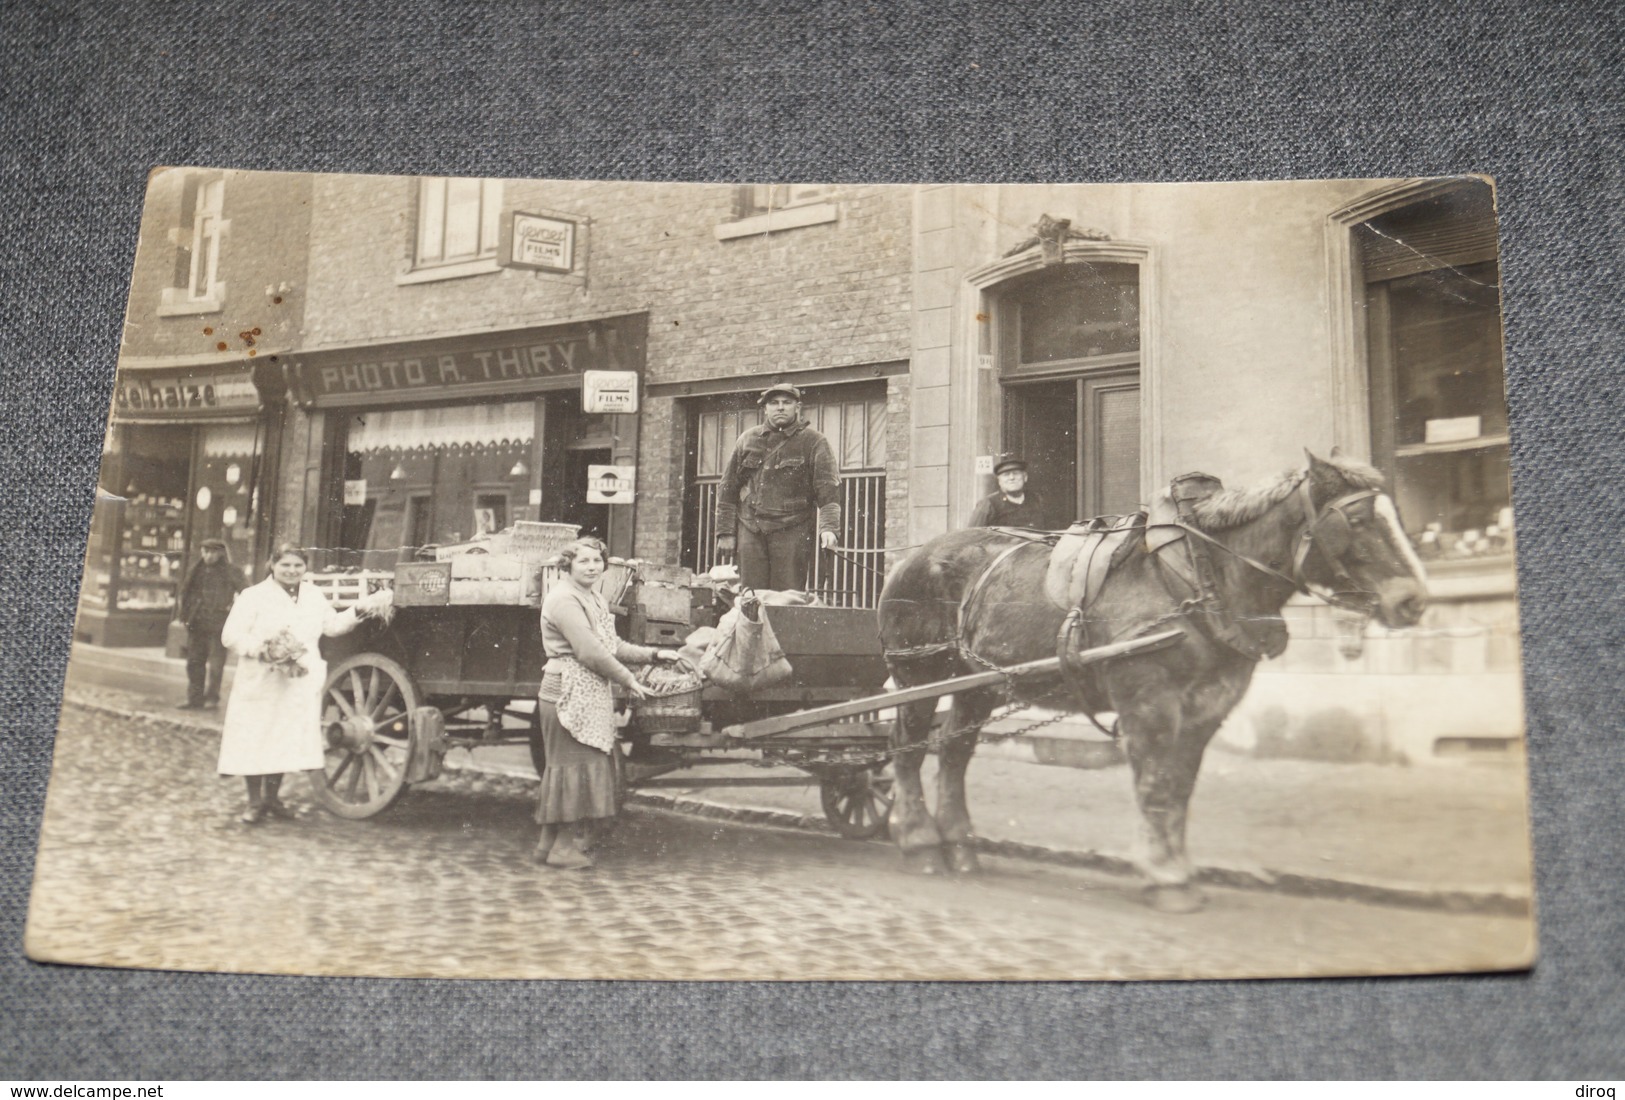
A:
[
  {"xmin": 201, "ymin": 423, "xmax": 261, "ymax": 458},
  {"xmin": 347, "ymin": 402, "xmax": 535, "ymax": 455}
]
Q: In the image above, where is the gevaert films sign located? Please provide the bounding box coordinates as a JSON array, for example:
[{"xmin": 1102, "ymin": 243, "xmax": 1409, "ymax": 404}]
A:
[
  {"xmin": 587, "ymin": 465, "xmax": 636, "ymax": 505},
  {"xmin": 501, "ymin": 211, "xmax": 576, "ymax": 274},
  {"xmin": 582, "ymin": 370, "xmax": 639, "ymax": 414}
]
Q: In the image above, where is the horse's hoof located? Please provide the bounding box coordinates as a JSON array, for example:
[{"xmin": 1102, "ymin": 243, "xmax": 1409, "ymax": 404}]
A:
[
  {"xmin": 1143, "ymin": 884, "xmax": 1207, "ymax": 914},
  {"xmin": 945, "ymin": 843, "xmax": 981, "ymax": 874},
  {"xmin": 901, "ymin": 847, "xmax": 949, "ymax": 876}
]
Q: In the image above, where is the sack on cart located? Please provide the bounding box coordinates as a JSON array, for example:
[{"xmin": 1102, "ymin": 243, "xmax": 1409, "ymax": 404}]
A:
[{"xmin": 699, "ymin": 597, "xmax": 792, "ymax": 694}]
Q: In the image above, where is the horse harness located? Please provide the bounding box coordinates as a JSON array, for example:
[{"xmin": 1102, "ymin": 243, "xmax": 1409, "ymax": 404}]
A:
[{"xmin": 882, "ymin": 474, "xmax": 1389, "ymax": 729}]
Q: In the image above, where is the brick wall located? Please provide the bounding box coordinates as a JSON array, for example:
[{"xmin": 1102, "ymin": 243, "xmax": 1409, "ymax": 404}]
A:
[
  {"xmin": 122, "ymin": 169, "xmax": 311, "ymax": 362},
  {"xmin": 296, "ymin": 176, "xmax": 914, "ymax": 560}
]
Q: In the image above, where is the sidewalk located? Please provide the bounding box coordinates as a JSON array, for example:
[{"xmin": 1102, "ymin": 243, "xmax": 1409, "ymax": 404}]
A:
[{"xmin": 61, "ymin": 643, "xmax": 1534, "ymax": 914}]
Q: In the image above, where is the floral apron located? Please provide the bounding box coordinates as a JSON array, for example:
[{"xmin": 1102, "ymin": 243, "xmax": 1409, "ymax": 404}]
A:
[{"xmin": 549, "ymin": 594, "xmax": 620, "ymax": 754}]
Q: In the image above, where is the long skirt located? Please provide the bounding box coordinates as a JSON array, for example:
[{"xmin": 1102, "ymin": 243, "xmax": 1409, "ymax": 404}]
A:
[{"xmin": 533, "ymin": 700, "xmax": 619, "ymax": 825}]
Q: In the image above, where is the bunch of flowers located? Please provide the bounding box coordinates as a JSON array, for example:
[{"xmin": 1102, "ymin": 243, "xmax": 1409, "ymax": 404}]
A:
[{"xmin": 260, "ymin": 628, "xmax": 310, "ymax": 678}]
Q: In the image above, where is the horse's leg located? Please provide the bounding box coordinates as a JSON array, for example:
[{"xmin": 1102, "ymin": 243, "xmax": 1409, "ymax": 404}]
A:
[
  {"xmin": 1117, "ymin": 685, "xmax": 1211, "ymax": 913},
  {"xmin": 935, "ymin": 689, "xmax": 995, "ymax": 874},
  {"xmin": 890, "ymin": 695, "xmax": 947, "ymax": 875}
]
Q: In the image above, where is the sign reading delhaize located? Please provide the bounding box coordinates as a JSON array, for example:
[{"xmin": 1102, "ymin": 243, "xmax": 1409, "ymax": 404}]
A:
[
  {"xmin": 113, "ymin": 368, "xmax": 261, "ymax": 418},
  {"xmin": 295, "ymin": 317, "xmax": 645, "ymax": 408}
]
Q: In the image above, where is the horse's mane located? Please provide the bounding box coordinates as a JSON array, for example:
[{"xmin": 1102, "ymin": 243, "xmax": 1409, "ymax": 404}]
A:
[{"xmin": 1189, "ymin": 454, "xmax": 1385, "ymax": 531}]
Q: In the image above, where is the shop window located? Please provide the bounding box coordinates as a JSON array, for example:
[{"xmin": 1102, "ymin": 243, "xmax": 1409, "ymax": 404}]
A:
[
  {"xmin": 683, "ymin": 382, "xmax": 887, "ymax": 606},
  {"xmin": 158, "ymin": 175, "xmax": 226, "ymax": 315},
  {"xmin": 996, "ymin": 262, "xmax": 1142, "ymax": 523},
  {"xmin": 1356, "ymin": 182, "xmax": 1510, "ymax": 568},
  {"xmin": 716, "ymin": 184, "xmax": 839, "ymax": 241},
  {"xmin": 405, "ymin": 177, "xmax": 503, "ymax": 280},
  {"xmin": 334, "ymin": 401, "xmax": 535, "ymax": 568}
]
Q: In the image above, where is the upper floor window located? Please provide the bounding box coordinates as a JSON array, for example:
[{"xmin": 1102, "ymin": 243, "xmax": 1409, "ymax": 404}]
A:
[
  {"xmin": 735, "ymin": 184, "xmax": 834, "ymax": 219},
  {"xmin": 410, "ymin": 177, "xmax": 502, "ymax": 275},
  {"xmin": 715, "ymin": 183, "xmax": 839, "ymax": 241},
  {"xmin": 158, "ymin": 174, "xmax": 226, "ymax": 315}
]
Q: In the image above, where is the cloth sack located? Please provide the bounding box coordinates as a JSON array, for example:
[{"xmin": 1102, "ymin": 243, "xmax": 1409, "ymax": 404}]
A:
[{"xmin": 699, "ymin": 599, "xmax": 792, "ymax": 695}]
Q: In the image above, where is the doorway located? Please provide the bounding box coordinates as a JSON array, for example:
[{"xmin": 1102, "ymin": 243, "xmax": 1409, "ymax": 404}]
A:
[{"xmin": 1003, "ymin": 369, "xmax": 1141, "ymax": 524}]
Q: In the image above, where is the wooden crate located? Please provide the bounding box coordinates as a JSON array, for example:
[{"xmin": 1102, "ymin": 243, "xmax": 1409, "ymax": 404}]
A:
[{"xmin": 308, "ymin": 570, "xmax": 394, "ymax": 610}]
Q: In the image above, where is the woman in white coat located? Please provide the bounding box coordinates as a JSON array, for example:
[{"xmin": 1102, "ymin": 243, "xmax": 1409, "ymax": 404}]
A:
[{"xmin": 218, "ymin": 543, "xmax": 363, "ymax": 824}]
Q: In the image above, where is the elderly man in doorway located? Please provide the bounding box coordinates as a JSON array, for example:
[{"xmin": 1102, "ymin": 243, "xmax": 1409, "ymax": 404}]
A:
[
  {"xmin": 714, "ymin": 382, "xmax": 841, "ymax": 592},
  {"xmin": 967, "ymin": 454, "xmax": 1047, "ymax": 528}
]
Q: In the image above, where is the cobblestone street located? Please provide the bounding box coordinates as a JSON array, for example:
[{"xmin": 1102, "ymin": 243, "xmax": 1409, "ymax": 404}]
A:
[{"xmin": 26, "ymin": 702, "xmax": 1533, "ymax": 981}]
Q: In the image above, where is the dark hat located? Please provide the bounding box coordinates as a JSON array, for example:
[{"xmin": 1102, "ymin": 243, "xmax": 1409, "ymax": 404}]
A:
[
  {"xmin": 200, "ymin": 538, "xmax": 228, "ymax": 550},
  {"xmin": 757, "ymin": 382, "xmax": 804, "ymax": 404},
  {"xmin": 993, "ymin": 455, "xmax": 1028, "ymax": 475}
]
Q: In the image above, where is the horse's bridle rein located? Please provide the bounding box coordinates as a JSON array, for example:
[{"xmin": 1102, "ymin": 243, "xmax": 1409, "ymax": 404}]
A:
[{"xmin": 1167, "ymin": 475, "xmax": 1385, "ymax": 615}]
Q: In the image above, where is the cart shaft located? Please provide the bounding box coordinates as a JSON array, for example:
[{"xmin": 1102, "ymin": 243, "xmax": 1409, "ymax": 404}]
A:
[{"xmin": 721, "ymin": 628, "xmax": 1183, "ymax": 741}]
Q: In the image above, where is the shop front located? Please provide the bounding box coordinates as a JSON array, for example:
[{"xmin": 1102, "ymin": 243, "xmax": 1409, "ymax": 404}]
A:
[
  {"xmin": 289, "ymin": 315, "xmax": 647, "ymax": 570},
  {"xmin": 78, "ymin": 361, "xmax": 283, "ymax": 647}
]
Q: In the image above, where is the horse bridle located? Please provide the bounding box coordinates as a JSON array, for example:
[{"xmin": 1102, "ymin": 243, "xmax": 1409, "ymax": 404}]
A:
[{"xmin": 1172, "ymin": 476, "xmax": 1385, "ymax": 615}]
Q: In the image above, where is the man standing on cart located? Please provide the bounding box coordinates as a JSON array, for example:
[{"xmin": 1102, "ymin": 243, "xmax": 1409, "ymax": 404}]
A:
[{"xmin": 713, "ymin": 382, "xmax": 841, "ymax": 592}]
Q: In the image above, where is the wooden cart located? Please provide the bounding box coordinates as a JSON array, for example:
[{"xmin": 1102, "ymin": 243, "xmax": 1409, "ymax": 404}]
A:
[{"xmin": 308, "ymin": 577, "xmax": 903, "ymax": 838}]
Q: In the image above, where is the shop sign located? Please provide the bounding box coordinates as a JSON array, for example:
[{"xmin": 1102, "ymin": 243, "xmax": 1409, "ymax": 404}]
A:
[
  {"xmin": 581, "ymin": 370, "xmax": 638, "ymax": 414},
  {"xmin": 586, "ymin": 465, "xmax": 636, "ymax": 504},
  {"xmin": 113, "ymin": 370, "xmax": 260, "ymax": 417},
  {"xmin": 343, "ymin": 479, "xmax": 368, "ymax": 506},
  {"xmin": 300, "ymin": 320, "xmax": 639, "ymax": 405},
  {"xmin": 500, "ymin": 211, "xmax": 576, "ymax": 274}
]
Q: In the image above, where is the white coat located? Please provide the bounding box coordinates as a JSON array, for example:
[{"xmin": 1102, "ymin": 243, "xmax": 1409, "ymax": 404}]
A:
[{"xmin": 217, "ymin": 576, "xmax": 360, "ymax": 776}]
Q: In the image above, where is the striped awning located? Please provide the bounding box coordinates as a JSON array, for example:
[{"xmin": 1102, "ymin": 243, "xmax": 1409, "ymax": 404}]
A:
[{"xmin": 348, "ymin": 402, "xmax": 535, "ymax": 455}]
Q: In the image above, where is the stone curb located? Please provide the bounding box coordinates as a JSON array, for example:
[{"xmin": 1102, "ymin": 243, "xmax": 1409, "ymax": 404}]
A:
[{"xmin": 64, "ymin": 693, "xmax": 1532, "ymax": 918}]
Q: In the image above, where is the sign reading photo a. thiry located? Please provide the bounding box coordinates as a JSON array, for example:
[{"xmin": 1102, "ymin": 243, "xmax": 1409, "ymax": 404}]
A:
[{"xmin": 287, "ymin": 314, "xmax": 644, "ymax": 408}]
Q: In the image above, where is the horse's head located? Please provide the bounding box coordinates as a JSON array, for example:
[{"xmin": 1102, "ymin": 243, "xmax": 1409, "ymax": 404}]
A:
[{"xmin": 1297, "ymin": 449, "xmax": 1429, "ymax": 629}]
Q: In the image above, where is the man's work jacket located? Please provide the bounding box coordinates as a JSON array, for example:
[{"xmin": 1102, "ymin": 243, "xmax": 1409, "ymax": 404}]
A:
[
  {"xmin": 180, "ymin": 558, "xmax": 245, "ymax": 627},
  {"xmin": 715, "ymin": 419, "xmax": 842, "ymax": 537}
]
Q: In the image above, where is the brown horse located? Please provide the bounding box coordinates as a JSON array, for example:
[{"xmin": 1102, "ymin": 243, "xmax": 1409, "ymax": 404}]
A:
[{"xmin": 876, "ymin": 451, "xmax": 1429, "ymax": 912}]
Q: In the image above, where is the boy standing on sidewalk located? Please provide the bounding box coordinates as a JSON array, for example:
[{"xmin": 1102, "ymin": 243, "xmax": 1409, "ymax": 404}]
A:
[{"xmin": 177, "ymin": 538, "xmax": 244, "ymax": 710}]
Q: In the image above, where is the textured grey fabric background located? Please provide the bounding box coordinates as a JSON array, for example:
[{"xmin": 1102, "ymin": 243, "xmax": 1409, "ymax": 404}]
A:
[{"xmin": 3, "ymin": 0, "xmax": 1620, "ymax": 1080}]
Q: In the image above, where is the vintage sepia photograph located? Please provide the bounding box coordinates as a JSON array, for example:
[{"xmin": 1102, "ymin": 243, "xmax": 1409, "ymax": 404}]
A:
[{"xmin": 27, "ymin": 170, "xmax": 1534, "ymax": 980}]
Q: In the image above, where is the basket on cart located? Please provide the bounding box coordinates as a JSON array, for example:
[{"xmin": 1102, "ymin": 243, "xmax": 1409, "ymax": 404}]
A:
[
  {"xmin": 629, "ymin": 665, "xmax": 705, "ymax": 734},
  {"xmin": 631, "ymin": 687, "xmax": 704, "ymax": 734}
]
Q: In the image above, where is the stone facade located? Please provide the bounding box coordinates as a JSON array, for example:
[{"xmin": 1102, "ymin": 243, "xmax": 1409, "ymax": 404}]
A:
[{"xmin": 916, "ymin": 180, "xmax": 1522, "ymax": 759}]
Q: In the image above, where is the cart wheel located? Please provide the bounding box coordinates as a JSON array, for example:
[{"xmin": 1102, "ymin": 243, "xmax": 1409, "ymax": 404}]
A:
[
  {"xmin": 311, "ymin": 653, "xmax": 420, "ymax": 819},
  {"xmin": 819, "ymin": 765, "xmax": 894, "ymax": 840}
]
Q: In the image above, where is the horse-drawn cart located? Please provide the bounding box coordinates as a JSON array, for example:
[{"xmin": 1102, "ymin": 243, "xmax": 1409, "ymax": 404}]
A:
[{"xmin": 308, "ymin": 560, "xmax": 905, "ymax": 838}]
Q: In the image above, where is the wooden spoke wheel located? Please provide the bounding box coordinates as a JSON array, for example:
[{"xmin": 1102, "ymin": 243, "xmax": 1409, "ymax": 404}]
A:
[
  {"xmin": 311, "ymin": 653, "xmax": 419, "ymax": 819},
  {"xmin": 819, "ymin": 765, "xmax": 894, "ymax": 840}
]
